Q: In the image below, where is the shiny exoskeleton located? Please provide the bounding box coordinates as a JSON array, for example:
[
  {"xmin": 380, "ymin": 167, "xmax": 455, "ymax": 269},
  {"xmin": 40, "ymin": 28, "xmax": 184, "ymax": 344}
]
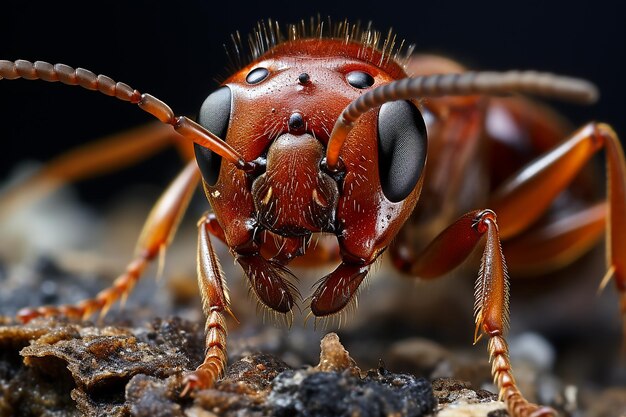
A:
[
  {"xmin": 1, "ymin": 19, "xmax": 625, "ymax": 417},
  {"xmin": 196, "ymin": 39, "xmax": 428, "ymax": 317}
]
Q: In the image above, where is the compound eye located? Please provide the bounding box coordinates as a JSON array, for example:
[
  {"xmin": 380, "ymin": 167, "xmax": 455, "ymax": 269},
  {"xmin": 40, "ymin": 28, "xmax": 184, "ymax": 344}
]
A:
[
  {"xmin": 346, "ymin": 71, "xmax": 375, "ymax": 89},
  {"xmin": 195, "ymin": 86, "xmax": 232, "ymax": 186},
  {"xmin": 246, "ymin": 67, "xmax": 269, "ymax": 84},
  {"xmin": 377, "ymin": 100, "xmax": 428, "ymax": 202}
]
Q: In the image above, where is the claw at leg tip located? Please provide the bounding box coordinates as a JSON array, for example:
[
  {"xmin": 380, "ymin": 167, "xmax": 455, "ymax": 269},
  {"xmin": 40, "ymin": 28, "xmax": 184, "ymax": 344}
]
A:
[
  {"xmin": 225, "ymin": 307, "xmax": 240, "ymax": 324},
  {"xmin": 180, "ymin": 369, "xmax": 216, "ymax": 398},
  {"xmin": 596, "ymin": 265, "xmax": 615, "ymax": 296},
  {"xmin": 180, "ymin": 383, "xmax": 195, "ymax": 398},
  {"xmin": 473, "ymin": 318, "xmax": 484, "ymax": 345},
  {"xmin": 180, "ymin": 374, "xmax": 200, "ymax": 398}
]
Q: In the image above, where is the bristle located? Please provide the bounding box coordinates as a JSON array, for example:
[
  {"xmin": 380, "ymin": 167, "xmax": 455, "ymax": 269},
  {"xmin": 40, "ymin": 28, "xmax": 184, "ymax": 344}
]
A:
[
  {"xmin": 309, "ymin": 292, "xmax": 359, "ymax": 331},
  {"xmin": 501, "ymin": 241, "xmax": 511, "ymax": 332},
  {"xmin": 474, "ymin": 250, "xmax": 487, "ymax": 321},
  {"xmin": 222, "ymin": 17, "xmax": 414, "ymax": 77},
  {"xmin": 252, "ymin": 294, "xmax": 294, "ymax": 328}
]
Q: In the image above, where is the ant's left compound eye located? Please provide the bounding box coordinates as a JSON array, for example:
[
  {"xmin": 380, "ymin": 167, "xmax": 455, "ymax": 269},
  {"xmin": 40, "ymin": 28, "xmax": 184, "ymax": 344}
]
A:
[
  {"xmin": 346, "ymin": 71, "xmax": 375, "ymax": 89},
  {"xmin": 377, "ymin": 100, "xmax": 428, "ymax": 202},
  {"xmin": 246, "ymin": 67, "xmax": 269, "ymax": 84},
  {"xmin": 195, "ymin": 86, "xmax": 232, "ymax": 186}
]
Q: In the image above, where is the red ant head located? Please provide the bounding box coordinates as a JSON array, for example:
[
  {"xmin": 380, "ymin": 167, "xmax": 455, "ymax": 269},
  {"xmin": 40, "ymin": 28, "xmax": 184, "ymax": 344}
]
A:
[{"xmin": 195, "ymin": 38, "xmax": 428, "ymax": 241}]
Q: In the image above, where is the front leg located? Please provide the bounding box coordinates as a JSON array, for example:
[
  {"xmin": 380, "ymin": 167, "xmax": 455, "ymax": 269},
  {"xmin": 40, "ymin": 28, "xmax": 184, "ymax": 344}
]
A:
[
  {"xmin": 181, "ymin": 214, "xmax": 235, "ymax": 395},
  {"xmin": 392, "ymin": 209, "xmax": 555, "ymax": 417},
  {"xmin": 474, "ymin": 212, "xmax": 554, "ymax": 417}
]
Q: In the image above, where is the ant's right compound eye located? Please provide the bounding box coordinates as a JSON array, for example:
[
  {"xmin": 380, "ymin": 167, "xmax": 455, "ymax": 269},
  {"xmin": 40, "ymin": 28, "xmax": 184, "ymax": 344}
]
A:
[
  {"xmin": 377, "ymin": 100, "xmax": 428, "ymax": 202},
  {"xmin": 195, "ymin": 86, "xmax": 232, "ymax": 186}
]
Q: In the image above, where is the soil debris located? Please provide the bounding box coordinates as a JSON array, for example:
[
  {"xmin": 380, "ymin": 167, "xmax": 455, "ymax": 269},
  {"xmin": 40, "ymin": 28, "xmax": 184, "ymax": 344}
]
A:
[{"xmin": 314, "ymin": 332, "xmax": 361, "ymax": 376}]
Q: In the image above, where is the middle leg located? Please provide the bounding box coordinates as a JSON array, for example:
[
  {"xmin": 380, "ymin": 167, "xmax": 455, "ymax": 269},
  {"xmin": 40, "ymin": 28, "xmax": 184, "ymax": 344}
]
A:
[{"xmin": 17, "ymin": 160, "xmax": 201, "ymax": 322}]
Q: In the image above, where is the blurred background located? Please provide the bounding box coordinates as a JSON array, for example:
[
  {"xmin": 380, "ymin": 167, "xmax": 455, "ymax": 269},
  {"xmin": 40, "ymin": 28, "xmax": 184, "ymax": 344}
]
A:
[{"xmin": 0, "ymin": 1, "xmax": 624, "ymax": 413}]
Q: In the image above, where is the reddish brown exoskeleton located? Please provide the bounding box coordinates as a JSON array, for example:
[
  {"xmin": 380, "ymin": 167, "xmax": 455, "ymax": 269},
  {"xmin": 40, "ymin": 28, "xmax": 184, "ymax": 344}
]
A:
[{"xmin": 1, "ymin": 19, "xmax": 625, "ymax": 417}]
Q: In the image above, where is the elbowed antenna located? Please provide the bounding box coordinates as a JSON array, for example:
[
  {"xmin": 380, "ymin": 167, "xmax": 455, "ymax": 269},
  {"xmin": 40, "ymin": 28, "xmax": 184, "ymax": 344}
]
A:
[
  {"xmin": 0, "ymin": 60, "xmax": 255, "ymax": 172},
  {"xmin": 325, "ymin": 70, "xmax": 600, "ymax": 170}
]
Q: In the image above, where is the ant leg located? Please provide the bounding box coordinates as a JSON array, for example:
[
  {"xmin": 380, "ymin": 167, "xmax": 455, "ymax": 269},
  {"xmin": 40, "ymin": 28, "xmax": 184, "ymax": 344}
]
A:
[
  {"xmin": 503, "ymin": 202, "xmax": 606, "ymax": 274},
  {"xmin": 17, "ymin": 160, "xmax": 200, "ymax": 322},
  {"xmin": 392, "ymin": 209, "xmax": 555, "ymax": 417},
  {"xmin": 0, "ymin": 122, "xmax": 180, "ymax": 219},
  {"xmin": 180, "ymin": 214, "xmax": 235, "ymax": 395},
  {"xmin": 488, "ymin": 123, "xmax": 626, "ymax": 324}
]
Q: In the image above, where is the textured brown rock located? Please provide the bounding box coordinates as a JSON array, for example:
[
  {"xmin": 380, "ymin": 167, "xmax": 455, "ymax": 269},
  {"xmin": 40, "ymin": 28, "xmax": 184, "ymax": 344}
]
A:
[
  {"xmin": 125, "ymin": 375, "xmax": 185, "ymax": 417},
  {"xmin": 20, "ymin": 320, "xmax": 194, "ymax": 391},
  {"xmin": 0, "ymin": 317, "xmax": 202, "ymax": 416},
  {"xmin": 0, "ymin": 318, "xmax": 437, "ymax": 417}
]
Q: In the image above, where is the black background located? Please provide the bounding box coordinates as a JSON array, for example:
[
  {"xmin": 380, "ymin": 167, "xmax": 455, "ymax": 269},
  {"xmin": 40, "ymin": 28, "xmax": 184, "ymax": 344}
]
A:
[{"xmin": 0, "ymin": 0, "xmax": 624, "ymax": 203}]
